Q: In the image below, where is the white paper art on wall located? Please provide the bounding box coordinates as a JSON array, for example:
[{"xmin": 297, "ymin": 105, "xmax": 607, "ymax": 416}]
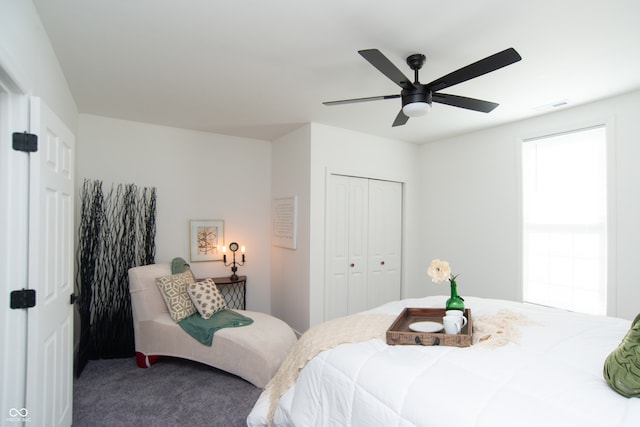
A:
[{"xmin": 272, "ymin": 196, "xmax": 297, "ymax": 249}]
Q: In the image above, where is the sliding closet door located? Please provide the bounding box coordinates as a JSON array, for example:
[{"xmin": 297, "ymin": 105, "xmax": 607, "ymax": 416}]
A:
[
  {"xmin": 346, "ymin": 177, "xmax": 369, "ymax": 314},
  {"xmin": 325, "ymin": 174, "xmax": 402, "ymax": 321},
  {"xmin": 326, "ymin": 174, "xmax": 349, "ymax": 320},
  {"xmin": 326, "ymin": 175, "xmax": 368, "ymax": 319},
  {"xmin": 367, "ymin": 179, "xmax": 402, "ymax": 308}
]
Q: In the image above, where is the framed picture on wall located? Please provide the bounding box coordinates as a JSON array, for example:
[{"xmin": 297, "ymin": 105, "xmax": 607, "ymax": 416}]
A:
[
  {"xmin": 272, "ymin": 195, "xmax": 297, "ymax": 249},
  {"xmin": 189, "ymin": 219, "xmax": 224, "ymax": 262}
]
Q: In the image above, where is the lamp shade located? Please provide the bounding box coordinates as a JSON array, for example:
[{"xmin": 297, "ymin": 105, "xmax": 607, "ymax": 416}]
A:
[{"xmin": 402, "ymin": 101, "xmax": 431, "ymax": 117}]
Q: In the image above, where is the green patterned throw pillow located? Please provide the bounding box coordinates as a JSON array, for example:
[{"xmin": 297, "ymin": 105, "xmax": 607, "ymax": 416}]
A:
[{"xmin": 603, "ymin": 313, "xmax": 640, "ymax": 398}]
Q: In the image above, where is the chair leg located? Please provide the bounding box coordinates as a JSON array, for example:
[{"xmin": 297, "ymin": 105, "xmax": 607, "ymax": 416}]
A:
[{"xmin": 135, "ymin": 352, "xmax": 160, "ymax": 368}]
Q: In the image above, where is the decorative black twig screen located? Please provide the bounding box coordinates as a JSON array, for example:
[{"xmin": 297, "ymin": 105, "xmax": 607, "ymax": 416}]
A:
[{"xmin": 75, "ymin": 179, "xmax": 156, "ymax": 377}]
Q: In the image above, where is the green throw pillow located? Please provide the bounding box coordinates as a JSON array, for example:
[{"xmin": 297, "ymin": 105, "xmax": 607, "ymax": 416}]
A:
[{"xmin": 603, "ymin": 313, "xmax": 640, "ymax": 398}]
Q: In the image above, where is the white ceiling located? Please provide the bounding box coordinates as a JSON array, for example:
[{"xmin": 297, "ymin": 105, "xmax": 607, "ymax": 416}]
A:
[{"xmin": 32, "ymin": 0, "xmax": 640, "ymax": 144}]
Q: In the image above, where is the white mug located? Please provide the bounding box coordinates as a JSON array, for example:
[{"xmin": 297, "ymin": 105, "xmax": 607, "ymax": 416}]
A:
[
  {"xmin": 446, "ymin": 309, "xmax": 464, "ymax": 318},
  {"xmin": 445, "ymin": 310, "xmax": 467, "ymax": 329},
  {"xmin": 443, "ymin": 316, "xmax": 462, "ymax": 334},
  {"xmin": 442, "ymin": 316, "xmax": 461, "ymax": 335}
]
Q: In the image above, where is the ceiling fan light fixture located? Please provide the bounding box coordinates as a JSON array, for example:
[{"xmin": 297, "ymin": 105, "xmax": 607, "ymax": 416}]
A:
[
  {"xmin": 402, "ymin": 101, "xmax": 431, "ymax": 117},
  {"xmin": 324, "ymin": 48, "xmax": 521, "ymax": 127}
]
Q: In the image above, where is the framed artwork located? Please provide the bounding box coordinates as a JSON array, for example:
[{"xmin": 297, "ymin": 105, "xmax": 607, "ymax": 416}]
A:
[
  {"xmin": 272, "ymin": 195, "xmax": 297, "ymax": 249},
  {"xmin": 189, "ymin": 219, "xmax": 224, "ymax": 262}
]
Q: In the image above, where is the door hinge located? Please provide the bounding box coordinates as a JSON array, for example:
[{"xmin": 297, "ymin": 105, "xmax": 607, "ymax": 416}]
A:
[
  {"xmin": 10, "ymin": 289, "xmax": 36, "ymax": 309},
  {"xmin": 70, "ymin": 293, "xmax": 77, "ymax": 305},
  {"xmin": 12, "ymin": 132, "xmax": 38, "ymax": 152}
]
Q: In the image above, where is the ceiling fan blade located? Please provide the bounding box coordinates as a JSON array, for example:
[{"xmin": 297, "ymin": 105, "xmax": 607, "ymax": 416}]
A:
[
  {"xmin": 392, "ymin": 110, "xmax": 409, "ymax": 127},
  {"xmin": 432, "ymin": 93, "xmax": 499, "ymax": 113},
  {"xmin": 426, "ymin": 48, "xmax": 522, "ymax": 92},
  {"xmin": 358, "ymin": 49, "xmax": 415, "ymax": 90},
  {"xmin": 323, "ymin": 94, "xmax": 400, "ymax": 106}
]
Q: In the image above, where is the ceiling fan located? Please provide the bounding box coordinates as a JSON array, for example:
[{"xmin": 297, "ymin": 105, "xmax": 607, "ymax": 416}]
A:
[{"xmin": 324, "ymin": 47, "xmax": 522, "ymax": 127}]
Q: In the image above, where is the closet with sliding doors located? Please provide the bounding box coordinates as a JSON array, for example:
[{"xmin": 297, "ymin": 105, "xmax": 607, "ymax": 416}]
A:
[{"xmin": 325, "ymin": 174, "xmax": 403, "ymax": 320}]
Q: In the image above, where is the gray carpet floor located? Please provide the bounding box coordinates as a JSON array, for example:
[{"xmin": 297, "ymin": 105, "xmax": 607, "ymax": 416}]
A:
[{"xmin": 73, "ymin": 357, "xmax": 263, "ymax": 427}]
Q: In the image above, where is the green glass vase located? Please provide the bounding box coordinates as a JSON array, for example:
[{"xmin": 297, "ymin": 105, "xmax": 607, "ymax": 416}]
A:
[{"xmin": 445, "ymin": 279, "xmax": 465, "ymax": 311}]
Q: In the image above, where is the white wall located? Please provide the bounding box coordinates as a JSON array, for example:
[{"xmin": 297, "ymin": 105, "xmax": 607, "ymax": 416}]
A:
[
  {"xmin": 271, "ymin": 125, "xmax": 311, "ymax": 334},
  {"xmin": 419, "ymin": 89, "xmax": 640, "ymax": 320},
  {"xmin": 308, "ymin": 123, "xmax": 421, "ymax": 327},
  {"xmin": 0, "ymin": 0, "xmax": 78, "ymax": 132},
  {"xmin": 419, "ymin": 125, "xmax": 520, "ymax": 302},
  {"xmin": 77, "ymin": 114, "xmax": 272, "ymax": 313},
  {"xmin": 271, "ymin": 122, "xmax": 421, "ymax": 333}
]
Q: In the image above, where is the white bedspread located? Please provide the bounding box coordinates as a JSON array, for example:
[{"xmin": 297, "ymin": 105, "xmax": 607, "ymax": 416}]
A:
[{"xmin": 247, "ymin": 296, "xmax": 640, "ymax": 427}]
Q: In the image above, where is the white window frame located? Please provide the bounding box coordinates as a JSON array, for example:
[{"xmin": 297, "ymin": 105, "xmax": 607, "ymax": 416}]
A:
[{"xmin": 518, "ymin": 118, "xmax": 617, "ymax": 316}]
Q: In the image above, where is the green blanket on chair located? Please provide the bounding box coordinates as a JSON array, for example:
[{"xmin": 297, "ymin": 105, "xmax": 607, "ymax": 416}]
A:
[
  {"xmin": 179, "ymin": 309, "xmax": 253, "ymax": 346},
  {"xmin": 171, "ymin": 256, "xmax": 253, "ymax": 346},
  {"xmin": 171, "ymin": 257, "xmax": 191, "ymax": 275}
]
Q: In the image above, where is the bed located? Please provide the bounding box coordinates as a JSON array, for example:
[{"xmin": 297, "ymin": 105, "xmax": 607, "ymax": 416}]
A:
[{"xmin": 247, "ymin": 296, "xmax": 639, "ymax": 427}]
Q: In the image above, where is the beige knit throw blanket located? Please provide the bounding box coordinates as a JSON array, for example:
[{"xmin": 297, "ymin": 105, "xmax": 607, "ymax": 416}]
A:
[
  {"xmin": 263, "ymin": 313, "xmax": 396, "ymax": 425},
  {"xmin": 472, "ymin": 309, "xmax": 538, "ymax": 347}
]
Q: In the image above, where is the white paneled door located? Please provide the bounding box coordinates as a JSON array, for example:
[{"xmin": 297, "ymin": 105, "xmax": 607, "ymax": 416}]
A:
[
  {"xmin": 326, "ymin": 175, "xmax": 350, "ymax": 320},
  {"xmin": 367, "ymin": 179, "xmax": 402, "ymax": 309},
  {"xmin": 25, "ymin": 97, "xmax": 74, "ymax": 427},
  {"xmin": 346, "ymin": 176, "xmax": 369, "ymax": 315},
  {"xmin": 326, "ymin": 175, "xmax": 402, "ymax": 320}
]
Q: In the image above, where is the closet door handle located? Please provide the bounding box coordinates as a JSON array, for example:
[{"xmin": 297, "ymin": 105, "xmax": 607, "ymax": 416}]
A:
[
  {"xmin": 380, "ymin": 261, "xmax": 385, "ymax": 265},
  {"xmin": 350, "ymin": 263, "xmax": 355, "ymax": 268}
]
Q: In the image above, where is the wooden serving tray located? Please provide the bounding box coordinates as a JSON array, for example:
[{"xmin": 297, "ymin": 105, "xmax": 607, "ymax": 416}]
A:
[{"xmin": 386, "ymin": 307, "xmax": 472, "ymax": 347}]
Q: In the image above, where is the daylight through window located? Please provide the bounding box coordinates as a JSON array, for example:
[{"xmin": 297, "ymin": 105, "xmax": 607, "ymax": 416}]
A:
[{"xmin": 522, "ymin": 125, "xmax": 607, "ymax": 315}]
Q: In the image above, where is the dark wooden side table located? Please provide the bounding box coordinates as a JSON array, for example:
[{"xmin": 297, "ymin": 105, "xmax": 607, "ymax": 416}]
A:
[{"xmin": 211, "ymin": 275, "xmax": 247, "ymax": 310}]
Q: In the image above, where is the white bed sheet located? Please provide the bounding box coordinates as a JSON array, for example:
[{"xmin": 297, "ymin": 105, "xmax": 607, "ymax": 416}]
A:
[{"xmin": 248, "ymin": 296, "xmax": 640, "ymax": 427}]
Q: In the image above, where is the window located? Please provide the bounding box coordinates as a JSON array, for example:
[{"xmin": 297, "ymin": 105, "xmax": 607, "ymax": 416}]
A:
[{"xmin": 522, "ymin": 126, "xmax": 607, "ymax": 315}]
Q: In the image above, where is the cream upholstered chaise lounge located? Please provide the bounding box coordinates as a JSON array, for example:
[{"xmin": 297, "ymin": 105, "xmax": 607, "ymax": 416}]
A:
[{"xmin": 128, "ymin": 263, "xmax": 296, "ymax": 388}]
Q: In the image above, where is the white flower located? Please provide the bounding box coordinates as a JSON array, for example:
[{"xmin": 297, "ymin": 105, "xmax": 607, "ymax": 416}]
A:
[{"xmin": 427, "ymin": 259, "xmax": 451, "ymax": 283}]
